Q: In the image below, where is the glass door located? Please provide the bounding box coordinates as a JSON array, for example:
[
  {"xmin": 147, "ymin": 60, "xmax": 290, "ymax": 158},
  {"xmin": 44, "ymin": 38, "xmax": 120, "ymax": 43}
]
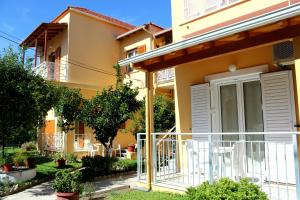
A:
[
  {"xmin": 242, "ymin": 81, "xmax": 264, "ymax": 175},
  {"xmin": 217, "ymin": 79, "xmax": 265, "ymax": 176}
]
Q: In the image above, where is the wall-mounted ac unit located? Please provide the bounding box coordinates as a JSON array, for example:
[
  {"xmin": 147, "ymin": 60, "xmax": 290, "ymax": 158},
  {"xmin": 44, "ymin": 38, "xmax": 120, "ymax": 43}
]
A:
[{"xmin": 273, "ymin": 40, "xmax": 294, "ymax": 66}]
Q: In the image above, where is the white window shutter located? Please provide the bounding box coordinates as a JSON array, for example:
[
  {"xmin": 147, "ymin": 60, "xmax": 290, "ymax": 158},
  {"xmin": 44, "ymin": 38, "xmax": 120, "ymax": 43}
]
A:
[
  {"xmin": 261, "ymin": 70, "xmax": 296, "ymax": 184},
  {"xmin": 191, "ymin": 83, "xmax": 211, "ymax": 140},
  {"xmin": 261, "ymin": 70, "xmax": 296, "ymax": 137}
]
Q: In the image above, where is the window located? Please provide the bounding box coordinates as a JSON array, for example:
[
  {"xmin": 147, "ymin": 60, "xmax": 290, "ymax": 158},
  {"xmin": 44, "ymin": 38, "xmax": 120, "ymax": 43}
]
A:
[
  {"xmin": 126, "ymin": 48, "xmax": 137, "ymax": 58},
  {"xmin": 184, "ymin": 0, "xmax": 241, "ymax": 21}
]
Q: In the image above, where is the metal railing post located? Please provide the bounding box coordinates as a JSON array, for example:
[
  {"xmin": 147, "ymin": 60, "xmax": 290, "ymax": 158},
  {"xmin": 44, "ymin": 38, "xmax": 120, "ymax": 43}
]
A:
[
  {"xmin": 293, "ymin": 134, "xmax": 300, "ymax": 199},
  {"xmin": 152, "ymin": 134, "xmax": 157, "ymax": 183},
  {"xmin": 137, "ymin": 133, "xmax": 141, "ymax": 181},
  {"xmin": 208, "ymin": 134, "xmax": 213, "ymax": 184}
]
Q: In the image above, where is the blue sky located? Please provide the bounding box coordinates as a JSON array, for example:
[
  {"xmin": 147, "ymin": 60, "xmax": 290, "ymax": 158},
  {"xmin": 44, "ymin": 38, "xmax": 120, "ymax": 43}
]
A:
[{"xmin": 0, "ymin": 0, "xmax": 171, "ymax": 53}]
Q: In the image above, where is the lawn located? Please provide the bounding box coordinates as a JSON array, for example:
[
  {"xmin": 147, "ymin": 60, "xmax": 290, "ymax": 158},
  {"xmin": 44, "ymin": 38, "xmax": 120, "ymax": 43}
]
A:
[{"xmin": 110, "ymin": 190, "xmax": 187, "ymax": 200}]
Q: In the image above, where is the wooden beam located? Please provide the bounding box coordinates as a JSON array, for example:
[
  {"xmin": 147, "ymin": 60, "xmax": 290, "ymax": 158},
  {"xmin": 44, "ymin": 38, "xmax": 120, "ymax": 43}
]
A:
[{"xmin": 143, "ymin": 23, "xmax": 300, "ymax": 72}]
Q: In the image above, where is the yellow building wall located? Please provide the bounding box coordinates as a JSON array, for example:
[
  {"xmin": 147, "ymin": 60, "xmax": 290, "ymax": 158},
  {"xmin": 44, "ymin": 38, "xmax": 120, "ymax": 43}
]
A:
[
  {"xmin": 171, "ymin": 0, "xmax": 288, "ymax": 42},
  {"xmin": 67, "ymin": 10, "xmax": 129, "ymax": 88},
  {"xmin": 174, "ymin": 44, "xmax": 279, "ymax": 133}
]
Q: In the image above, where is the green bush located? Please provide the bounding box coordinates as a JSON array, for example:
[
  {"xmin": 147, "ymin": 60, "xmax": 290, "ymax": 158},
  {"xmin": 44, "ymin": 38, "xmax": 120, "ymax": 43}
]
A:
[
  {"xmin": 66, "ymin": 153, "xmax": 78, "ymax": 163},
  {"xmin": 21, "ymin": 142, "xmax": 37, "ymax": 151},
  {"xmin": 186, "ymin": 178, "xmax": 268, "ymax": 200},
  {"xmin": 81, "ymin": 156, "xmax": 136, "ymax": 181},
  {"xmin": 53, "ymin": 170, "xmax": 83, "ymax": 193},
  {"xmin": 112, "ymin": 159, "xmax": 137, "ymax": 171},
  {"xmin": 53, "ymin": 152, "xmax": 65, "ymax": 161}
]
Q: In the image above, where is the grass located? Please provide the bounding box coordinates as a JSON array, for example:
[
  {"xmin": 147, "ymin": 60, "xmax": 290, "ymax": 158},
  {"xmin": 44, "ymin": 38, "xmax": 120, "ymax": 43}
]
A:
[
  {"xmin": 110, "ymin": 190, "xmax": 187, "ymax": 200},
  {"xmin": 35, "ymin": 161, "xmax": 81, "ymax": 180}
]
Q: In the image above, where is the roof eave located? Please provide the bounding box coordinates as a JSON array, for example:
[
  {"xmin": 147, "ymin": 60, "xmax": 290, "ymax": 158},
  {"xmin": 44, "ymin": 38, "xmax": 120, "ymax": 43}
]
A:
[{"xmin": 118, "ymin": 3, "xmax": 300, "ymax": 67}]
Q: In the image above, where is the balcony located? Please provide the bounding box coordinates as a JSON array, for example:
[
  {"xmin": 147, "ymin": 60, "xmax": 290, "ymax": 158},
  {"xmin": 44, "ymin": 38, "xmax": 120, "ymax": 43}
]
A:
[
  {"xmin": 32, "ymin": 61, "xmax": 68, "ymax": 81},
  {"xmin": 156, "ymin": 68, "xmax": 174, "ymax": 84},
  {"xmin": 42, "ymin": 133, "xmax": 64, "ymax": 152},
  {"xmin": 184, "ymin": 0, "xmax": 242, "ymax": 21},
  {"xmin": 137, "ymin": 132, "xmax": 300, "ymax": 199},
  {"xmin": 74, "ymin": 134, "xmax": 93, "ymax": 152}
]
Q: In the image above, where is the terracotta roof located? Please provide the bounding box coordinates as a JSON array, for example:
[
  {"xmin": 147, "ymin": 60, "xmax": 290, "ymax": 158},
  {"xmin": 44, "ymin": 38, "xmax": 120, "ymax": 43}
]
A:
[
  {"xmin": 52, "ymin": 6, "xmax": 136, "ymax": 30},
  {"xmin": 116, "ymin": 22, "xmax": 164, "ymax": 40}
]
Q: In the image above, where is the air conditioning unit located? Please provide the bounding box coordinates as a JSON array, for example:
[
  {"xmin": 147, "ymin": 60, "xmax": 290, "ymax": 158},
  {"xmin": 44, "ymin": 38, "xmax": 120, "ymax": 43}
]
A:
[{"xmin": 273, "ymin": 40, "xmax": 294, "ymax": 66}]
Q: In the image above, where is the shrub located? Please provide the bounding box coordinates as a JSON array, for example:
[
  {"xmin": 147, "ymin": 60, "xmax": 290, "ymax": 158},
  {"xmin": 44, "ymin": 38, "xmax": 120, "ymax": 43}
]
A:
[
  {"xmin": 112, "ymin": 159, "xmax": 137, "ymax": 171},
  {"xmin": 66, "ymin": 153, "xmax": 78, "ymax": 163},
  {"xmin": 53, "ymin": 170, "xmax": 83, "ymax": 193},
  {"xmin": 21, "ymin": 142, "xmax": 37, "ymax": 151},
  {"xmin": 186, "ymin": 178, "xmax": 268, "ymax": 200}
]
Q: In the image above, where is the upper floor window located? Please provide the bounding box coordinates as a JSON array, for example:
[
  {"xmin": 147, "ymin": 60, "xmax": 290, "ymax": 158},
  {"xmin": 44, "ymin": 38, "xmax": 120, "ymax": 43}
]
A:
[
  {"xmin": 184, "ymin": 0, "xmax": 241, "ymax": 21},
  {"xmin": 127, "ymin": 48, "xmax": 138, "ymax": 58}
]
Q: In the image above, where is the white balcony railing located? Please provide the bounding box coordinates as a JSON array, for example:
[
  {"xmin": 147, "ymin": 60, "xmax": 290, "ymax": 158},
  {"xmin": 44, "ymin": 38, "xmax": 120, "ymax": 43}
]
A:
[
  {"xmin": 156, "ymin": 68, "xmax": 174, "ymax": 84},
  {"xmin": 43, "ymin": 133, "xmax": 64, "ymax": 152},
  {"xmin": 74, "ymin": 134, "xmax": 92, "ymax": 152},
  {"xmin": 184, "ymin": 0, "xmax": 241, "ymax": 21},
  {"xmin": 32, "ymin": 61, "xmax": 68, "ymax": 81},
  {"xmin": 137, "ymin": 132, "xmax": 300, "ymax": 200}
]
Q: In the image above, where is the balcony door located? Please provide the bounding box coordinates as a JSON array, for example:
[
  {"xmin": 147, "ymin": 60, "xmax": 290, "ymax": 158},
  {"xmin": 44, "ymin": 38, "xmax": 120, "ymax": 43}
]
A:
[{"xmin": 212, "ymin": 74, "xmax": 264, "ymax": 175}]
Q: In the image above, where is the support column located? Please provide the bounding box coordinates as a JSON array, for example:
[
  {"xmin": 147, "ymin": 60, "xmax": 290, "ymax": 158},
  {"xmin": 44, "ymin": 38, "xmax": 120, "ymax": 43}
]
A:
[
  {"xmin": 292, "ymin": 36, "xmax": 300, "ymax": 197},
  {"xmin": 34, "ymin": 39, "xmax": 38, "ymax": 67},
  {"xmin": 145, "ymin": 71, "xmax": 154, "ymax": 190}
]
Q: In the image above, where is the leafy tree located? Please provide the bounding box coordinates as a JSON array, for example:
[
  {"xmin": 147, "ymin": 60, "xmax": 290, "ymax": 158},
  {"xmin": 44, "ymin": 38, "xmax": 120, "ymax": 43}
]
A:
[
  {"xmin": 129, "ymin": 95, "xmax": 176, "ymax": 137},
  {"xmin": 0, "ymin": 47, "xmax": 60, "ymax": 156},
  {"xmin": 80, "ymin": 65, "xmax": 141, "ymax": 153},
  {"xmin": 54, "ymin": 87, "xmax": 85, "ymax": 133}
]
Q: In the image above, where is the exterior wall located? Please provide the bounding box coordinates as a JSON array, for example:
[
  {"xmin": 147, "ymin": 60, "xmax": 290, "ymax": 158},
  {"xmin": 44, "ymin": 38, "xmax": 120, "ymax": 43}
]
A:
[
  {"xmin": 171, "ymin": 0, "xmax": 295, "ymax": 42},
  {"xmin": 174, "ymin": 43, "xmax": 279, "ymax": 133},
  {"xmin": 67, "ymin": 10, "xmax": 128, "ymax": 88},
  {"xmin": 120, "ymin": 31, "xmax": 153, "ymax": 100}
]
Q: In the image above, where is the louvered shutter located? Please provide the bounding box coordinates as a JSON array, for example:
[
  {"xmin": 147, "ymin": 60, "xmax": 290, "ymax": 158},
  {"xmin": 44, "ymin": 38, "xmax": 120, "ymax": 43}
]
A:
[
  {"xmin": 261, "ymin": 70, "xmax": 296, "ymax": 184},
  {"xmin": 191, "ymin": 83, "xmax": 211, "ymax": 140},
  {"xmin": 137, "ymin": 45, "xmax": 146, "ymax": 54}
]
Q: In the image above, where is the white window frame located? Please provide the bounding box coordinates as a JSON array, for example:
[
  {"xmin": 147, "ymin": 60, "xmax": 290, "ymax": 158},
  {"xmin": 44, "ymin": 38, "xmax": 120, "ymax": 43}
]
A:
[{"xmin": 207, "ymin": 65, "xmax": 268, "ymax": 133}]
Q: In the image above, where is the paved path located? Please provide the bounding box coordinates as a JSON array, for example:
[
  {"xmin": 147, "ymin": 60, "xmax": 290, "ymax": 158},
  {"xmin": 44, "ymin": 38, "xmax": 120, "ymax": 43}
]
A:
[{"xmin": 2, "ymin": 174, "xmax": 137, "ymax": 200}]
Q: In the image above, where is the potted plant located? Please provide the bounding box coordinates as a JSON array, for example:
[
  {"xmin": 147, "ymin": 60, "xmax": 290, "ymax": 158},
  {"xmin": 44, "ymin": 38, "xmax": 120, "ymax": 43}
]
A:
[
  {"xmin": 127, "ymin": 144, "xmax": 135, "ymax": 152},
  {"xmin": 54, "ymin": 152, "xmax": 66, "ymax": 168},
  {"xmin": 25, "ymin": 156, "xmax": 36, "ymax": 168},
  {"xmin": 53, "ymin": 170, "xmax": 82, "ymax": 200},
  {"xmin": 1, "ymin": 156, "xmax": 13, "ymax": 172},
  {"xmin": 13, "ymin": 152, "xmax": 28, "ymax": 167}
]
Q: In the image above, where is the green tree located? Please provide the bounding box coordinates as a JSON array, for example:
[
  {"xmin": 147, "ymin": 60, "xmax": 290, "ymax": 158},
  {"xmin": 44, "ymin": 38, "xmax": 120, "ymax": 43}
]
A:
[
  {"xmin": 0, "ymin": 47, "xmax": 60, "ymax": 156},
  {"xmin": 129, "ymin": 95, "xmax": 176, "ymax": 136},
  {"xmin": 55, "ymin": 87, "xmax": 85, "ymax": 133},
  {"xmin": 80, "ymin": 65, "xmax": 141, "ymax": 154}
]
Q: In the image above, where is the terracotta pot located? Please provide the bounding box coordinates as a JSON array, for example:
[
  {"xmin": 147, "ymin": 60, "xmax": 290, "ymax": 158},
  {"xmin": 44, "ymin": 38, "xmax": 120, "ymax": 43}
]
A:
[
  {"xmin": 127, "ymin": 145, "xmax": 135, "ymax": 152},
  {"xmin": 25, "ymin": 158, "xmax": 36, "ymax": 168},
  {"xmin": 56, "ymin": 192, "xmax": 79, "ymax": 200},
  {"xmin": 56, "ymin": 159, "xmax": 66, "ymax": 168},
  {"xmin": 3, "ymin": 164, "xmax": 13, "ymax": 172}
]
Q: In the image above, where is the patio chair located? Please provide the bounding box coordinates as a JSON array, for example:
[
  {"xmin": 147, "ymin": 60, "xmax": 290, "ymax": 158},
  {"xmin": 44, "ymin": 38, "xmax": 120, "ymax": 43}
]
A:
[
  {"xmin": 87, "ymin": 143, "xmax": 99, "ymax": 157},
  {"xmin": 232, "ymin": 141, "xmax": 246, "ymax": 180}
]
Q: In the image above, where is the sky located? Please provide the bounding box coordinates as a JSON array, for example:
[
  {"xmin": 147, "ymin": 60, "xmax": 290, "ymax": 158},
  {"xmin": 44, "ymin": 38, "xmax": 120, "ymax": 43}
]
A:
[{"xmin": 0, "ymin": 0, "xmax": 172, "ymax": 53}]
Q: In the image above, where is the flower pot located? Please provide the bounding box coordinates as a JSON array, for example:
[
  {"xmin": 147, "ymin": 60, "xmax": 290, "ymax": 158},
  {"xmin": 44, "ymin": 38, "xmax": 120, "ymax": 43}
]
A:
[
  {"xmin": 3, "ymin": 163, "xmax": 13, "ymax": 172},
  {"xmin": 127, "ymin": 145, "xmax": 135, "ymax": 152},
  {"xmin": 56, "ymin": 192, "xmax": 79, "ymax": 200},
  {"xmin": 56, "ymin": 159, "xmax": 66, "ymax": 168},
  {"xmin": 25, "ymin": 158, "xmax": 36, "ymax": 168}
]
